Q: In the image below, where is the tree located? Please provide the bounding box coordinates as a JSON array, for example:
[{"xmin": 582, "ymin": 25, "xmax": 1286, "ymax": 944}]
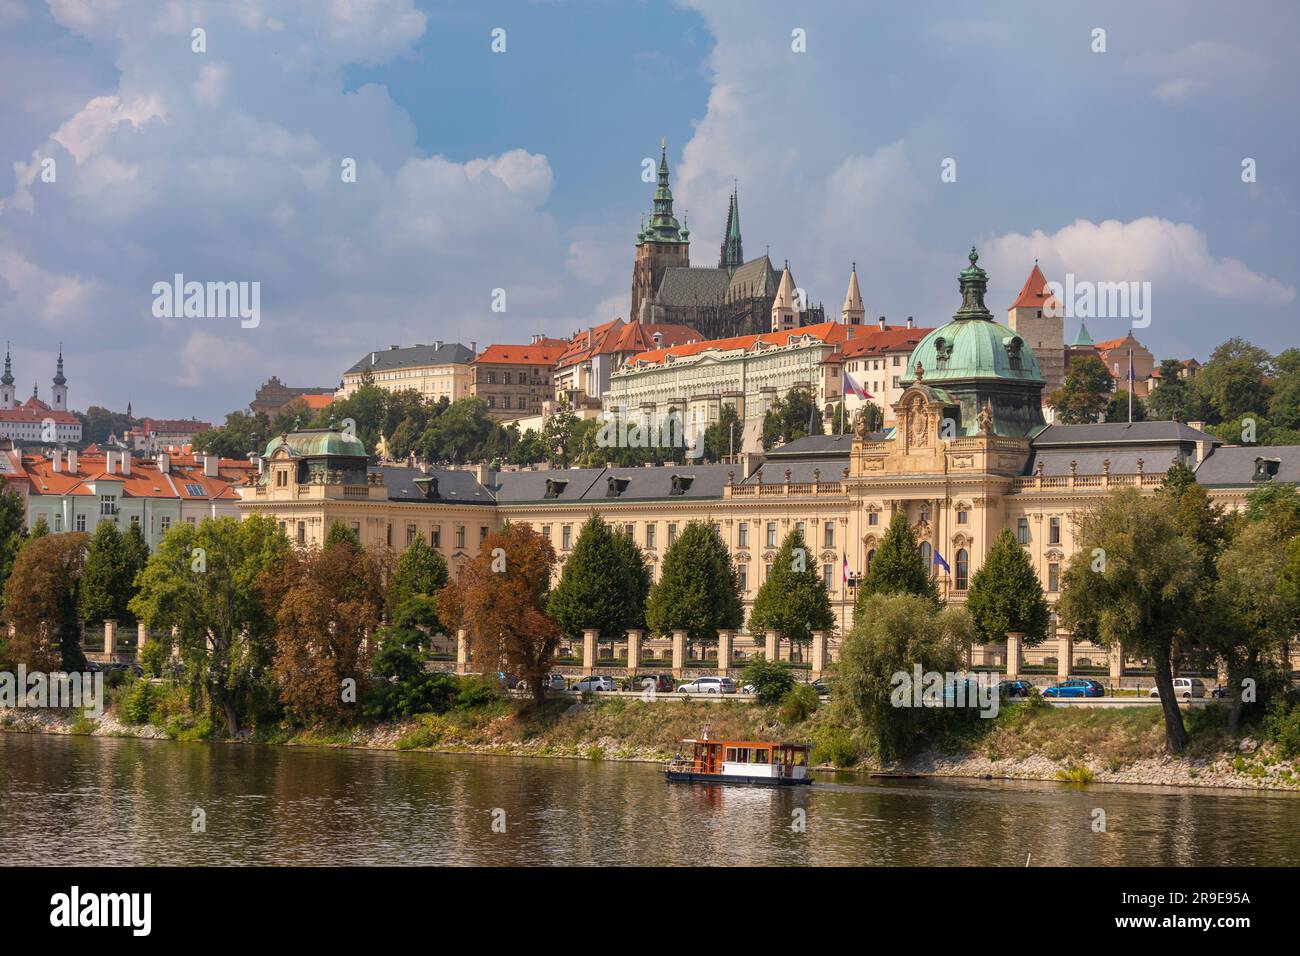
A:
[
  {"xmin": 965, "ymin": 529, "xmax": 1050, "ymax": 647},
  {"xmin": 1199, "ymin": 337, "xmax": 1273, "ymax": 424},
  {"xmin": 363, "ymin": 625, "xmax": 460, "ymax": 719},
  {"xmin": 761, "ymin": 388, "xmax": 821, "ymax": 450},
  {"xmin": 27, "ymin": 515, "xmax": 49, "ymax": 541},
  {"xmin": 75, "ymin": 405, "xmax": 135, "ymax": 445},
  {"xmin": 1047, "ymin": 355, "xmax": 1111, "ymax": 424},
  {"xmin": 129, "ymin": 516, "xmax": 290, "ymax": 735},
  {"xmin": 438, "ymin": 523, "xmax": 562, "ymax": 703},
  {"xmin": 2, "ymin": 532, "xmax": 90, "ymax": 671},
  {"xmin": 702, "ymin": 403, "xmax": 742, "ymax": 462},
  {"xmin": 547, "ymin": 515, "xmax": 647, "ymax": 653},
  {"xmin": 389, "ymin": 535, "xmax": 449, "ymax": 634},
  {"xmin": 645, "ymin": 522, "xmax": 743, "ymax": 650},
  {"xmin": 740, "ymin": 657, "xmax": 795, "ymax": 704},
  {"xmin": 747, "ymin": 528, "xmax": 834, "ymax": 660},
  {"xmin": 324, "ymin": 520, "xmax": 359, "ymax": 550},
  {"xmin": 271, "ymin": 537, "xmax": 387, "ymax": 724},
  {"xmin": 1104, "ymin": 389, "xmax": 1146, "ymax": 422},
  {"xmin": 834, "ymin": 592, "xmax": 974, "ymax": 760},
  {"xmin": 0, "ymin": 476, "xmax": 26, "ymax": 606},
  {"xmin": 1148, "ymin": 359, "xmax": 1211, "ymax": 422},
  {"xmin": 79, "ymin": 521, "xmax": 135, "ymax": 624},
  {"xmin": 1056, "ymin": 488, "xmax": 1203, "ymax": 752},
  {"xmin": 853, "ymin": 511, "xmax": 938, "ymax": 622},
  {"xmin": 1242, "ymin": 483, "xmax": 1300, "ymax": 541},
  {"xmin": 542, "ymin": 400, "xmax": 579, "ymax": 467},
  {"xmin": 192, "ymin": 409, "xmax": 267, "ymax": 458},
  {"xmin": 612, "ymin": 528, "xmax": 651, "ymax": 633}
]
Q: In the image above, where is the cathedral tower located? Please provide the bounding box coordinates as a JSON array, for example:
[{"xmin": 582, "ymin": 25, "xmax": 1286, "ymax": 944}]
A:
[
  {"xmin": 0, "ymin": 345, "xmax": 13, "ymax": 410},
  {"xmin": 1007, "ymin": 262, "xmax": 1065, "ymax": 395},
  {"xmin": 718, "ymin": 187, "xmax": 743, "ymax": 273},
  {"xmin": 631, "ymin": 139, "xmax": 690, "ymax": 322}
]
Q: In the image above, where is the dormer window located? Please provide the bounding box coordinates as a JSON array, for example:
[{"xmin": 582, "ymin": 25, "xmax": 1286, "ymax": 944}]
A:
[
  {"xmin": 544, "ymin": 478, "xmax": 568, "ymax": 499},
  {"xmin": 414, "ymin": 476, "xmax": 440, "ymax": 499},
  {"xmin": 669, "ymin": 474, "xmax": 694, "ymax": 496},
  {"xmin": 934, "ymin": 336, "xmax": 950, "ymax": 367},
  {"xmin": 1005, "ymin": 335, "xmax": 1024, "ymax": 370},
  {"xmin": 606, "ymin": 476, "xmax": 630, "ymax": 498},
  {"xmin": 1253, "ymin": 457, "xmax": 1281, "ymax": 482}
]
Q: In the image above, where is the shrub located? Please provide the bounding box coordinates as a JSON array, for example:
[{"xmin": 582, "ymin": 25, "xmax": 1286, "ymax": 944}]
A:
[
  {"xmin": 777, "ymin": 684, "xmax": 819, "ymax": 724},
  {"xmin": 1266, "ymin": 698, "xmax": 1300, "ymax": 759},
  {"xmin": 455, "ymin": 675, "xmax": 501, "ymax": 711},
  {"xmin": 120, "ymin": 680, "xmax": 154, "ymax": 725},
  {"xmin": 741, "ymin": 657, "xmax": 795, "ymax": 704},
  {"xmin": 138, "ymin": 640, "xmax": 167, "ymax": 679},
  {"xmin": 811, "ymin": 726, "xmax": 858, "ymax": 768}
]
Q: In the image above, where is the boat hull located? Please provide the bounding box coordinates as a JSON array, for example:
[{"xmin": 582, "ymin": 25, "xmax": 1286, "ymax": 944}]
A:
[{"xmin": 664, "ymin": 770, "xmax": 812, "ymax": 787}]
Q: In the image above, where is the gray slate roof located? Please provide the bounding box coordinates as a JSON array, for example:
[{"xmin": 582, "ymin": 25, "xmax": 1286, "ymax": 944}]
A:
[
  {"xmin": 585, "ymin": 464, "xmax": 735, "ymax": 501},
  {"xmin": 656, "ymin": 267, "xmax": 730, "ymax": 306},
  {"xmin": 743, "ymin": 459, "xmax": 850, "ymax": 485},
  {"xmin": 490, "ymin": 468, "xmax": 607, "ymax": 503},
  {"xmin": 346, "ymin": 342, "xmax": 475, "ymax": 374},
  {"xmin": 1194, "ymin": 445, "xmax": 1300, "ymax": 488},
  {"xmin": 765, "ymin": 433, "xmax": 871, "ymax": 459},
  {"xmin": 379, "ymin": 466, "xmax": 495, "ymax": 505},
  {"xmin": 1031, "ymin": 421, "xmax": 1218, "ymax": 447}
]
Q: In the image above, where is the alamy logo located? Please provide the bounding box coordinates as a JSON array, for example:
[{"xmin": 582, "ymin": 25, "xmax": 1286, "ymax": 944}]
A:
[
  {"xmin": 0, "ymin": 666, "xmax": 103, "ymax": 718},
  {"xmin": 1042, "ymin": 274, "xmax": 1151, "ymax": 329},
  {"xmin": 151, "ymin": 273, "xmax": 260, "ymax": 328},
  {"xmin": 890, "ymin": 665, "xmax": 1000, "ymax": 718},
  {"xmin": 49, "ymin": 886, "xmax": 151, "ymax": 936},
  {"xmin": 595, "ymin": 406, "xmax": 706, "ymax": 459}
]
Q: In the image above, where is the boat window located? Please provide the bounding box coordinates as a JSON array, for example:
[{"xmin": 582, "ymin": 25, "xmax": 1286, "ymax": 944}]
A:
[
  {"xmin": 725, "ymin": 748, "xmax": 737, "ymax": 762},
  {"xmin": 752, "ymin": 749, "xmax": 769, "ymax": 764},
  {"xmin": 793, "ymin": 750, "xmax": 806, "ymax": 766}
]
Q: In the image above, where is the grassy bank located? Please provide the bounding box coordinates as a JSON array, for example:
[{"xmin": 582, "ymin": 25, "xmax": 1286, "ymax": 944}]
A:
[{"xmin": 5, "ymin": 679, "xmax": 1299, "ymax": 792}]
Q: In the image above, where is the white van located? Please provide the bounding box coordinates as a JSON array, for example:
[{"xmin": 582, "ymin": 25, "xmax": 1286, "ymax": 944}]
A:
[{"xmin": 1148, "ymin": 678, "xmax": 1206, "ymax": 700}]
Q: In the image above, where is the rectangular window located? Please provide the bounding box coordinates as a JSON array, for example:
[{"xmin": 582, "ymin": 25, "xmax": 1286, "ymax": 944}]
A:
[
  {"xmin": 822, "ymin": 564, "xmax": 833, "ymax": 588},
  {"xmin": 957, "ymin": 510, "xmax": 968, "ymax": 525},
  {"xmin": 738, "ymin": 522, "xmax": 748, "ymax": 547},
  {"xmin": 823, "ymin": 521, "xmax": 835, "ymax": 548},
  {"xmin": 562, "ymin": 526, "xmax": 572, "ymax": 550},
  {"xmin": 406, "ymin": 524, "xmax": 417, "ymax": 546},
  {"xmin": 386, "ymin": 524, "xmax": 392, "ymax": 547},
  {"xmin": 160, "ymin": 516, "xmax": 171, "ymax": 533},
  {"xmin": 480, "ymin": 526, "xmax": 489, "ymax": 543},
  {"xmin": 1049, "ymin": 516, "xmax": 1061, "ymax": 545},
  {"xmin": 297, "ymin": 521, "xmax": 306, "ymax": 545},
  {"xmin": 624, "ymin": 523, "xmax": 634, "ymax": 537},
  {"xmin": 766, "ymin": 522, "xmax": 777, "ymax": 548},
  {"xmin": 540, "ymin": 525, "xmax": 550, "ymax": 542},
  {"xmin": 868, "ymin": 511, "xmax": 878, "ymax": 526},
  {"xmin": 738, "ymin": 564, "xmax": 748, "ymax": 592},
  {"xmin": 76, "ymin": 514, "xmax": 86, "ymax": 532},
  {"xmin": 1048, "ymin": 562, "xmax": 1060, "ymax": 593},
  {"xmin": 431, "ymin": 526, "xmax": 441, "ymax": 548},
  {"xmin": 646, "ymin": 524, "xmax": 656, "ymax": 549},
  {"xmin": 1017, "ymin": 517, "xmax": 1029, "ymax": 545},
  {"xmin": 54, "ymin": 514, "xmax": 63, "ymax": 532},
  {"xmin": 456, "ymin": 526, "xmax": 466, "ymax": 549},
  {"xmin": 667, "ymin": 523, "xmax": 678, "ymax": 546},
  {"xmin": 100, "ymin": 495, "xmax": 116, "ymax": 516},
  {"xmin": 130, "ymin": 514, "xmax": 140, "ymax": 525}
]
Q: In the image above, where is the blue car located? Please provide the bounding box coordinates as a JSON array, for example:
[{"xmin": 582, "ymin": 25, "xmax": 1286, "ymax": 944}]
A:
[
  {"xmin": 997, "ymin": 679, "xmax": 1035, "ymax": 698},
  {"xmin": 1042, "ymin": 678, "xmax": 1106, "ymax": 698}
]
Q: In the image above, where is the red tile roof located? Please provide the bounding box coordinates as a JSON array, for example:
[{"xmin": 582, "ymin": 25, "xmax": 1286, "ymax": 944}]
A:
[
  {"xmin": 555, "ymin": 319, "xmax": 624, "ymax": 369},
  {"xmin": 0, "ymin": 396, "xmax": 78, "ymax": 424},
  {"xmin": 601, "ymin": 323, "xmax": 701, "ymax": 356},
  {"xmin": 1011, "ymin": 264, "xmax": 1055, "ymax": 310},
  {"xmin": 627, "ymin": 322, "xmax": 851, "ymax": 369},
  {"xmin": 840, "ymin": 326, "xmax": 933, "ymax": 358},
  {"xmin": 475, "ymin": 340, "xmax": 569, "ymax": 366},
  {"xmin": 21, "ymin": 453, "xmax": 250, "ymax": 500}
]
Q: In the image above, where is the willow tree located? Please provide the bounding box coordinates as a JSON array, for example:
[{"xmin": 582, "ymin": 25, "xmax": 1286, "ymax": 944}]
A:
[{"xmin": 1057, "ymin": 488, "xmax": 1202, "ymax": 752}]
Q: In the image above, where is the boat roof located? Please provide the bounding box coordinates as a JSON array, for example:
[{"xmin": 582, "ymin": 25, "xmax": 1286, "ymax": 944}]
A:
[{"xmin": 680, "ymin": 738, "xmax": 809, "ymax": 749}]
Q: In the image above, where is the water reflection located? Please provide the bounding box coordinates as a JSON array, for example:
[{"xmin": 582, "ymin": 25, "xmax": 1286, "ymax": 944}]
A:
[{"xmin": 1, "ymin": 734, "xmax": 1297, "ymax": 866}]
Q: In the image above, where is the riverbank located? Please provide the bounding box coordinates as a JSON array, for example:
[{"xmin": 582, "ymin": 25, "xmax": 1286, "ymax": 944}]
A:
[{"xmin": 5, "ymin": 693, "xmax": 1299, "ymax": 793}]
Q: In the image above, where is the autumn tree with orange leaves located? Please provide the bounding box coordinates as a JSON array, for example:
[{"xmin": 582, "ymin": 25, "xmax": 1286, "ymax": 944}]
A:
[
  {"xmin": 268, "ymin": 533, "xmax": 389, "ymax": 724},
  {"xmin": 438, "ymin": 523, "xmax": 561, "ymax": 704},
  {"xmin": 2, "ymin": 532, "xmax": 90, "ymax": 671}
]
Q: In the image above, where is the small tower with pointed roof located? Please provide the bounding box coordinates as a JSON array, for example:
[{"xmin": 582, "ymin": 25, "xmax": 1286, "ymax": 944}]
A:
[
  {"xmin": 0, "ymin": 343, "xmax": 14, "ymax": 410},
  {"xmin": 841, "ymin": 263, "xmax": 865, "ymax": 326},
  {"xmin": 718, "ymin": 187, "xmax": 744, "ymax": 273},
  {"xmin": 51, "ymin": 345, "xmax": 68, "ymax": 411},
  {"xmin": 1007, "ymin": 261, "xmax": 1065, "ymax": 394},
  {"xmin": 771, "ymin": 261, "xmax": 798, "ymax": 332}
]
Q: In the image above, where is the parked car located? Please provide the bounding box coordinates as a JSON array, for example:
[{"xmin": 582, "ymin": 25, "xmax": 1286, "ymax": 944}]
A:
[
  {"xmin": 1149, "ymin": 677, "xmax": 1207, "ymax": 700},
  {"xmin": 102, "ymin": 661, "xmax": 143, "ymax": 678},
  {"xmin": 495, "ymin": 671, "xmax": 519, "ymax": 690},
  {"xmin": 677, "ymin": 677, "xmax": 736, "ymax": 695},
  {"xmin": 518, "ymin": 672, "xmax": 566, "ymax": 693},
  {"xmin": 810, "ymin": 678, "xmax": 829, "ymax": 696},
  {"xmin": 997, "ymin": 679, "xmax": 1035, "ymax": 698},
  {"xmin": 1042, "ymin": 678, "xmax": 1106, "ymax": 698},
  {"xmin": 627, "ymin": 673, "xmax": 674, "ymax": 693},
  {"xmin": 571, "ymin": 675, "xmax": 617, "ymax": 693},
  {"xmin": 1212, "ymin": 684, "xmax": 1231, "ymax": 699}
]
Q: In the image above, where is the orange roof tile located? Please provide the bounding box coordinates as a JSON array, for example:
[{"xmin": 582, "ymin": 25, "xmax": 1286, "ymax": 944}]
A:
[
  {"xmin": 1011, "ymin": 264, "xmax": 1055, "ymax": 310},
  {"xmin": 840, "ymin": 326, "xmax": 933, "ymax": 358},
  {"xmin": 601, "ymin": 323, "xmax": 701, "ymax": 355},
  {"xmin": 627, "ymin": 322, "xmax": 850, "ymax": 369},
  {"xmin": 475, "ymin": 341, "xmax": 569, "ymax": 365}
]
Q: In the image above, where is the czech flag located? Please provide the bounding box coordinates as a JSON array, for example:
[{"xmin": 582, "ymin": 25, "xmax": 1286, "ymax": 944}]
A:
[
  {"xmin": 842, "ymin": 549, "xmax": 850, "ymax": 584},
  {"xmin": 843, "ymin": 371, "xmax": 872, "ymax": 400}
]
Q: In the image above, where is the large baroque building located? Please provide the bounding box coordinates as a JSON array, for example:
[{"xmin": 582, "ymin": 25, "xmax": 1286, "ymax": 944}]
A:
[
  {"xmin": 337, "ymin": 342, "xmax": 476, "ymax": 403},
  {"xmin": 0, "ymin": 347, "xmax": 81, "ymax": 444},
  {"xmin": 238, "ymin": 249, "xmax": 1295, "ymax": 668}
]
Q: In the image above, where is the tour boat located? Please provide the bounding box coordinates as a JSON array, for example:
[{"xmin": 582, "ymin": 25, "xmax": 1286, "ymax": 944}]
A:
[{"xmin": 664, "ymin": 733, "xmax": 813, "ymax": 786}]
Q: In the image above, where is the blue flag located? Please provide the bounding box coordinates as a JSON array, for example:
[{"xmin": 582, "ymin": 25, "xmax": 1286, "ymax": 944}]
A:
[{"xmin": 932, "ymin": 550, "xmax": 950, "ymax": 573}]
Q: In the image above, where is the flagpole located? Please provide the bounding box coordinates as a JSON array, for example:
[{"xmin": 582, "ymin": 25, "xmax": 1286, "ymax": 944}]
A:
[{"xmin": 1128, "ymin": 347, "xmax": 1133, "ymax": 423}]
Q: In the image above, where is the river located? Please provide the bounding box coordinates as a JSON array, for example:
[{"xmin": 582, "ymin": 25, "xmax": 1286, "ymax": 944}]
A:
[{"xmin": 2, "ymin": 733, "xmax": 1298, "ymax": 866}]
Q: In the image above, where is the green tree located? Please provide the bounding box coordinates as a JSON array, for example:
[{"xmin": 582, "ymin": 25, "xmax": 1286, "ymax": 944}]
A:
[
  {"xmin": 740, "ymin": 657, "xmax": 796, "ymax": 704},
  {"xmin": 0, "ymin": 476, "xmax": 27, "ymax": 605},
  {"xmin": 834, "ymin": 593, "xmax": 974, "ymax": 760},
  {"xmin": 129, "ymin": 516, "xmax": 290, "ymax": 735},
  {"xmin": 1242, "ymin": 483, "xmax": 1300, "ymax": 540},
  {"xmin": 193, "ymin": 409, "xmax": 268, "ymax": 458},
  {"xmin": 761, "ymin": 388, "xmax": 821, "ymax": 450},
  {"xmin": 1104, "ymin": 389, "xmax": 1147, "ymax": 422},
  {"xmin": 965, "ymin": 529, "xmax": 1050, "ymax": 647},
  {"xmin": 1047, "ymin": 355, "xmax": 1112, "ymax": 424},
  {"xmin": 853, "ymin": 511, "xmax": 938, "ymax": 622},
  {"xmin": 79, "ymin": 521, "xmax": 134, "ymax": 624},
  {"xmin": 363, "ymin": 625, "xmax": 460, "ymax": 718},
  {"xmin": 547, "ymin": 515, "xmax": 647, "ymax": 652},
  {"xmin": 389, "ymin": 535, "xmax": 449, "ymax": 633},
  {"xmin": 645, "ymin": 522, "xmax": 743, "ymax": 650},
  {"xmin": 1199, "ymin": 337, "xmax": 1273, "ymax": 423},
  {"xmin": 1148, "ymin": 359, "xmax": 1212, "ymax": 422},
  {"xmin": 612, "ymin": 527, "xmax": 652, "ymax": 633},
  {"xmin": 324, "ymin": 520, "xmax": 359, "ymax": 550},
  {"xmin": 747, "ymin": 529, "xmax": 834, "ymax": 660},
  {"xmin": 702, "ymin": 403, "xmax": 742, "ymax": 462},
  {"xmin": 543, "ymin": 400, "xmax": 579, "ymax": 467},
  {"xmin": 1056, "ymin": 488, "xmax": 1203, "ymax": 752}
]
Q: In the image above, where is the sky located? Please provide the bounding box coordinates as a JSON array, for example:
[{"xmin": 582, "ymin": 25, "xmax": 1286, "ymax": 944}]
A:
[{"xmin": 0, "ymin": 0, "xmax": 1296, "ymax": 422}]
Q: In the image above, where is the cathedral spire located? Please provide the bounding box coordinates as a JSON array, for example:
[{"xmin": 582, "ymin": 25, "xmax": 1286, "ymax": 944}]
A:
[
  {"xmin": 718, "ymin": 186, "xmax": 744, "ymax": 272},
  {"xmin": 53, "ymin": 344, "xmax": 66, "ymax": 386},
  {"xmin": 640, "ymin": 136, "xmax": 684, "ymax": 246},
  {"xmin": 841, "ymin": 262, "xmax": 865, "ymax": 325}
]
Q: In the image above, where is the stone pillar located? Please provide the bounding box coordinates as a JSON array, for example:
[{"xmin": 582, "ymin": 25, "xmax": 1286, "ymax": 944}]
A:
[
  {"xmin": 717, "ymin": 630, "xmax": 734, "ymax": 676},
  {"xmin": 582, "ymin": 628, "xmax": 598, "ymax": 671},
  {"xmin": 137, "ymin": 620, "xmax": 149, "ymax": 649},
  {"xmin": 456, "ymin": 628, "xmax": 469, "ymax": 675},
  {"xmin": 1005, "ymin": 632, "xmax": 1022, "ymax": 679},
  {"xmin": 764, "ymin": 630, "xmax": 778, "ymax": 661},
  {"xmin": 626, "ymin": 629, "xmax": 643, "ymax": 675},
  {"xmin": 103, "ymin": 620, "xmax": 117, "ymax": 657},
  {"xmin": 1109, "ymin": 643, "xmax": 1125, "ymax": 682},
  {"xmin": 1216, "ymin": 657, "xmax": 1230, "ymax": 687},
  {"xmin": 1057, "ymin": 633, "xmax": 1073, "ymax": 679},
  {"xmin": 671, "ymin": 629, "xmax": 687, "ymax": 678},
  {"xmin": 810, "ymin": 630, "xmax": 827, "ymax": 680}
]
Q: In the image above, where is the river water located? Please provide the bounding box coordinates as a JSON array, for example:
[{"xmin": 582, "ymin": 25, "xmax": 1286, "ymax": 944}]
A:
[{"xmin": 2, "ymin": 733, "xmax": 1298, "ymax": 866}]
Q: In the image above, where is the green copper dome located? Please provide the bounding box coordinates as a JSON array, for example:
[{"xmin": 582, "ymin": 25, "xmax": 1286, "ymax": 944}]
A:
[
  {"xmin": 904, "ymin": 247, "xmax": 1045, "ymax": 387},
  {"xmin": 264, "ymin": 428, "xmax": 366, "ymax": 458}
]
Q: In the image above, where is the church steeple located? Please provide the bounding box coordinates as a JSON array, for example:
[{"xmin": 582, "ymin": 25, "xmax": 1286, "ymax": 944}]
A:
[
  {"xmin": 51, "ymin": 344, "xmax": 67, "ymax": 410},
  {"xmin": 640, "ymin": 138, "xmax": 685, "ymax": 246},
  {"xmin": 0, "ymin": 343, "xmax": 13, "ymax": 410},
  {"xmin": 841, "ymin": 263, "xmax": 865, "ymax": 325},
  {"xmin": 719, "ymin": 186, "xmax": 744, "ymax": 272},
  {"xmin": 631, "ymin": 137, "xmax": 690, "ymax": 323}
]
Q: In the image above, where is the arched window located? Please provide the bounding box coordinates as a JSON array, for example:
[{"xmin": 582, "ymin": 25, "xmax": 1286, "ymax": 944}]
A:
[
  {"xmin": 920, "ymin": 541, "xmax": 932, "ymax": 569},
  {"xmin": 955, "ymin": 548, "xmax": 969, "ymax": 591},
  {"xmin": 866, "ymin": 548, "xmax": 876, "ymax": 572}
]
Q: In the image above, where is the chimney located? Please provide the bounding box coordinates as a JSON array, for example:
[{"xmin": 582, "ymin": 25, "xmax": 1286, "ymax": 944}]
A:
[
  {"xmin": 652, "ymin": 331, "xmax": 663, "ymax": 348},
  {"xmin": 158, "ymin": 453, "xmax": 169, "ymax": 474},
  {"xmin": 370, "ymin": 351, "xmax": 377, "ymax": 365},
  {"xmin": 470, "ymin": 341, "xmax": 477, "ymax": 356},
  {"xmin": 906, "ymin": 315, "xmax": 914, "ymax": 329},
  {"xmin": 878, "ymin": 315, "xmax": 886, "ymax": 330},
  {"xmin": 435, "ymin": 340, "xmax": 443, "ymax": 350},
  {"xmin": 51, "ymin": 450, "xmax": 62, "ymax": 472},
  {"xmin": 741, "ymin": 451, "xmax": 763, "ymax": 480},
  {"xmin": 121, "ymin": 453, "xmax": 131, "ymax": 476},
  {"xmin": 256, "ymin": 456, "xmax": 264, "ymax": 475},
  {"xmin": 204, "ymin": 455, "xmax": 218, "ymax": 478},
  {"xmin": 105, "ymin": 452, "xmax": 115, "ymax": 475},
  {"xmin": 67, "ymin": 448, "xmax": 77, "ymax": 473},
  {"xmin": 474, "ymin": 462, "xmax": 493, "ymax": 486}
]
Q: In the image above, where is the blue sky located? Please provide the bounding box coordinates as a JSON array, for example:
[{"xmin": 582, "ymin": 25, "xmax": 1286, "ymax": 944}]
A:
[{"xmin": 0, "ymin": 0, "xmax": 1296, "ymax": 421}]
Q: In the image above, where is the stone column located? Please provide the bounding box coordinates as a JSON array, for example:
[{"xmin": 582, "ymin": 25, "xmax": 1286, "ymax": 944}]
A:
[
  {"xmin": 626, "ymin": 629, "xmax": 643, "ymax": 676},
  {"xmin": 170, "ymin": 624, "xmax": 181, "ymax": 662},
  {"xmin": 764, "ymin": 630, "xmax": 778, "ymax": 661},
  {"xmin": 1216, "ymin": 657, "xmax": 1230, "ymax": 687},
  {"xmin": 810, "ymin": 630, "xmax": 827, "ymax": 680},
  {"xmin": 137, "ymin": 620, "xmax": 149, "ymax": 650},
  {"xmin": 717, "ymin": 630, "xmax": 734, "ymax": 676},
  {"xmin": 671, "ymin": 630, "xmax": 687, "ymax": 678},
  {"xmin": 1057, "ymin": 633, "xmax": 1073, "ymax": 680},
  {"xmin": 582, "ymin": 629, "xmax": 598, "ymax": 671},
  {"xmin": 1109, "ymin": 643, "xmax": 1125, "ymax": 682},
  {"xmin": 1005, "ymin": 632, "xmax": 1022, "ymax": 679},
  {"xmin": 103, "ymin": 620, "xmax": 117, "ymax": 658},
  {"xmin": 456, "ymin": 628, "xmax": 469, "ymax": 675}
]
